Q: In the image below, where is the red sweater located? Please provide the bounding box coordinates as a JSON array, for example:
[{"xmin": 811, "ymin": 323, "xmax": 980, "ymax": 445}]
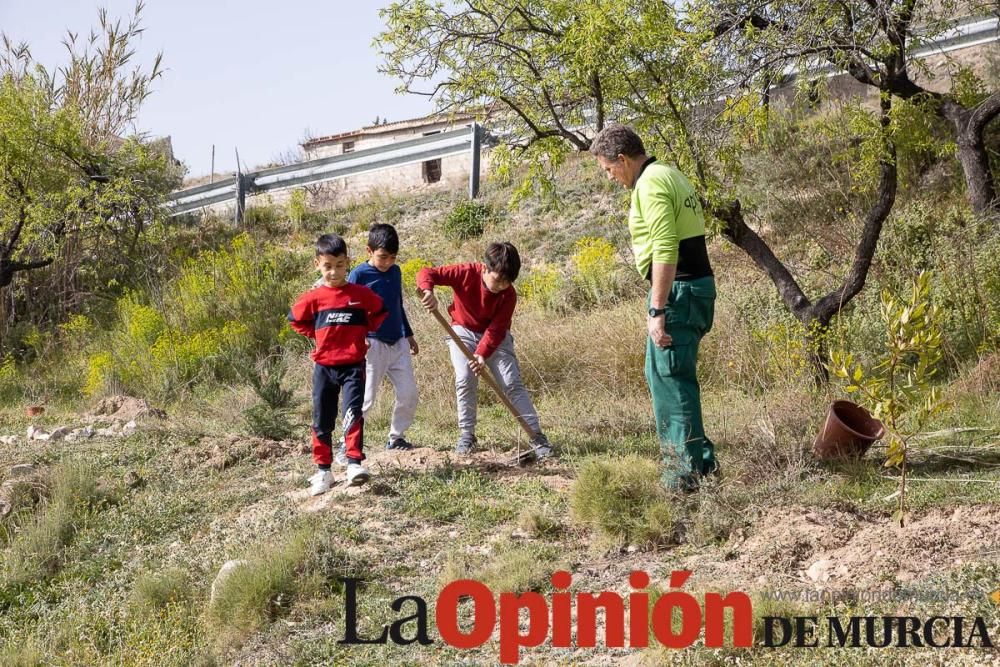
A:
[
  {"xmin": 288, "ymin": 283, "xmax": 387, "ymax": 366},
  {"xmin": 416, "ymin": 263, "xmax": 516, "ymax": 359}
]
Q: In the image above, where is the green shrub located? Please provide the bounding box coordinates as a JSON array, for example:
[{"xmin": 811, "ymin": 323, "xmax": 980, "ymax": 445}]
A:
[
  {"xmin": 520, "ymin": 264, "xmax": 564, "ymax": 311},
  {"xmin": 243, "ymin": 202, "xmax": 281, "ymax": 231},
  {"xmin": 441, "ymin": 200, "xmax": 492, "ymax": 242},
  {"xmin": 400, "ymin": 257, "xmax": 433, "ymax": 293},
  {"xmin": 0, "ymin": 355, "xmax": 23, "ymax": 403},
  {"xmin": 242, "ymin": 356, "xmax": 296, "ymax": 440},
  {"xmin": 569, "ymin": 236, "xmax": 630, "ymax": 307},
  {"xmin": 440, "ymin": 542, "xmax": 560, "ymax": 594},
  {"xmin": 478, "ymin": 542, "xmax": 561, "ymax": 593},
  {"xmin": 82, "ymin": 234, "xmax": 302, "ymax": 398},
  {"xmin": 243, "ymin": 404, "xmax": 296, "ymax": 441},
  {"xmin": 570, "ymin": 455, "xmax": 678, "ymax": 547},
  {"xmin": 286, "ymin": 189, "xmax": 308, "ymax": 230}
]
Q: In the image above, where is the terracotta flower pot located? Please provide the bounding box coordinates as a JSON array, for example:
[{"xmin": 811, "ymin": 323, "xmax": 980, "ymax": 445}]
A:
[
  {"xmin": 812, "ymin": 400, "xmax": 885, "ymax": 460},
  {"xmin": 27, "ymin": 406, "xmax": 45, "ymax": 418}
]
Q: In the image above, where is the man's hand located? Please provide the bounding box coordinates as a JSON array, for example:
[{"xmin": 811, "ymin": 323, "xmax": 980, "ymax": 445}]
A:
[
  {"xmin": 419, "ymin": 289, "xmax": 438, "ymax": 312},
  {"xmin": 467, "ymin": 354, "xmax": 486, "ymax": 375},
  {"xmin": 647, "ymin": 313, "xmax": 672, "ymax": 349},
  {"xmin": 407, "ymin": 336, "xmax": 419, "ymax": 356}
]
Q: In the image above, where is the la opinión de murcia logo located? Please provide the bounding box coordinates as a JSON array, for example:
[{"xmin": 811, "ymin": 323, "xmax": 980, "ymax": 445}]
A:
[{"xmin": 338, "ymin": 570, "xmax": 996, "ymax": 664}]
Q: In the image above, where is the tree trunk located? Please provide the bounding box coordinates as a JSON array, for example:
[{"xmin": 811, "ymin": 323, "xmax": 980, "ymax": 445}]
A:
[
  {"xmin": 941, "ymin": 101, "xmax": 998, "ymax": 214},
  {"xmin": 805, "ymin": 315, "xmax": 831, "ymax": 386},
  {"xmin": 712, "ymin": 130, "xmax": 897, "ymax": 386}
]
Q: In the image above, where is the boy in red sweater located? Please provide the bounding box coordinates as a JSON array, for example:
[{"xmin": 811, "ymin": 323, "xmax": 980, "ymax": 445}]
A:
[
  {"xmin": 289, "ymin": 234, "xmax": 388, "ymax": 495},
  {"xmin": 417, "ymin": 242, "xmax": 552, "ymax": 458}
]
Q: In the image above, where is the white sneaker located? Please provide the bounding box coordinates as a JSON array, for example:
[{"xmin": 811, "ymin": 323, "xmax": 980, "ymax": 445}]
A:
[
  {"xmin": 346, "ymin": 463, "xmax": 370, "ymax": 487},
  {"xmin": 308, "ymin": 470, "xmax": 335, "ymax": 496}
]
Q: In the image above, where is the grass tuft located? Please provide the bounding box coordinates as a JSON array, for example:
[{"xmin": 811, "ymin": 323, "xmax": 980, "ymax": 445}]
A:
[
  {"xmin": 570, "ymin": 454, "xmax": 678, "ymax": 547},
  {"xmin": 2, "ymin": 462, "xmax": 102, "ymax": 587}
]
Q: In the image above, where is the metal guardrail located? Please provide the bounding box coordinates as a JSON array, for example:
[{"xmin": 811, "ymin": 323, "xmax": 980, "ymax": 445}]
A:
[
  {"xmin": 166, "ymin": 124, "xmax": 481, "ymax": 218},
  {"xmin": 781, "ymin": 15, "xmax": 999, "ymax": 78},
  {"xmin": 168, "ymin": 15, "xmax": 996, "ymax": 219}
]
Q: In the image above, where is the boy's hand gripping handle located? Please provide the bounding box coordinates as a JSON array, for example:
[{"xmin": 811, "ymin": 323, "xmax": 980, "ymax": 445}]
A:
[{"xmin": 416, "ymin": 288, "xmax": 540, "ymax": 442}]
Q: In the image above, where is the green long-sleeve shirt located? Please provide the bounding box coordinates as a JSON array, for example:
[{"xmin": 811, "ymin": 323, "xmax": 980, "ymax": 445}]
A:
[{"xmin": 628, "ymin": 159, "xmax": 713, "ymax": 281}]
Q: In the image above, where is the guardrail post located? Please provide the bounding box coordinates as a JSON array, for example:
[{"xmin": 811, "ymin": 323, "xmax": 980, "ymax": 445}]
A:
[
  {"xmin": 234, "ymin": 172, "xmax": 247, "ymax": 225},
  {"xmin": 469, "ymin": 122, "xmax": 481, "ymax": 199}
]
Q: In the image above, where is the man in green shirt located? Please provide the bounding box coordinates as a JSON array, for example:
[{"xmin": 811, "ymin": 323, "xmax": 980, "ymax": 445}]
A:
[{"xmin": 590, "ymin": 123, "xmax": 718, "ymax": 491}]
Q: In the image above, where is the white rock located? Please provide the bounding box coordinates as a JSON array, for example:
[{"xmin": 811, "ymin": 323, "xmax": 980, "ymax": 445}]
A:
[
  {"xmin": 26, "ymin": 425, "xmax": 36, "ymax": 439},
  {"xmin": 33, "ymin": 431, "xmax": 50, "ymax": 441},
  {"xmin": 122, "ymin": 420, "xmax": 137, "ymax": 436},
  {"xmin": 79, "ymin": 426, "xmax": 95, "ymax": 439},
  {"xmin": 211, "ymin": 559, "xmax": 250, "ymax": 603},
  {"xmin": 96, "ymin": 427, "xmax": 118, "ymax": 437},
  {"xmin": 0, "ymin": 435, "xmax": 18, "ymax": 445},
  {"xmin": 806, "ymin": 559, "xmax": 836, "ymax": 583}
]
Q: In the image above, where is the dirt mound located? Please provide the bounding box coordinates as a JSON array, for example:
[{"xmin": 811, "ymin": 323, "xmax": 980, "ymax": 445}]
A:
[
  {"xmin": 688, "ymin": 504, "xmax": 1000, "ymax": 591},
  {"xmin": 197, "ymin": 436, "xmax": 302, "ymax": 470},
  {"xmin": 87, "ymin": 396, "xmax": 166, "ymax": 422}
]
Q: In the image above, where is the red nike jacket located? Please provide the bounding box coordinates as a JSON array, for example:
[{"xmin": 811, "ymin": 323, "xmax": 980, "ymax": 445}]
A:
[{"xmin": 288, "ymin": 283, "xmax": 388, "ymax": 366}]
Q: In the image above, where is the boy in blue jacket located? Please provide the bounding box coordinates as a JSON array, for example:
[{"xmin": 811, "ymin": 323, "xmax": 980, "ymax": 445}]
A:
[{"xmin": 335, "ymin": 224, "xmax": 419, "ymax": 464}]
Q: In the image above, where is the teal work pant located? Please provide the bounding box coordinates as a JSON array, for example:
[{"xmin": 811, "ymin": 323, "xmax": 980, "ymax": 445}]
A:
[{"xmin": 645, "ymin": 276, "xmax": 717, "ymax": 490}]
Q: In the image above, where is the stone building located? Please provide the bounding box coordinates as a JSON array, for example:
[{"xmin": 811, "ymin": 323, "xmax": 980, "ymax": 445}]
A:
[{"xmin": 300, "ymin": 112, "xmax": 482, "ymax": 205}]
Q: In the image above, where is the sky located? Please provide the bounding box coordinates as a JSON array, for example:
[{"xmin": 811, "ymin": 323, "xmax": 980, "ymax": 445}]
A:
[{"xmin": 0, "ymin": 0, "xmax": 435, "ymax": 177}]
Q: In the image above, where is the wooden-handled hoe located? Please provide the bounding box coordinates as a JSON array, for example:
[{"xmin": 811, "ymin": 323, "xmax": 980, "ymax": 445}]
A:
[{"xmin": 417, "ymin": 288, "xmax": 545, "ymax": 466}]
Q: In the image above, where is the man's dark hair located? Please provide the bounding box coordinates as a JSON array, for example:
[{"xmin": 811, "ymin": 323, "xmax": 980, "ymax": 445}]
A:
[
  {"xmin": 484, "ymin": 242, "xmax": 521, "ymax": 282},
  {"xmin": 367, "ymin": 223, "xmax": 400, "ymax": 254},
  {"xmin": 316, "ymin": 233, "xmax": 348, "ymax": 257},
  {"xmin": 589, "ymin": 123, "xmax": 646, "ymax": 160}
]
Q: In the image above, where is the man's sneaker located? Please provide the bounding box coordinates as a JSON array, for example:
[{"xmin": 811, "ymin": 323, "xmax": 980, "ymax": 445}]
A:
[
  {"xmin": 455, "ymin": 435, "xmax": 477, "ymax": 455},
  {"xmin": 308, "ymin": 470, "xmax": 335, "ymax": 496},
  {"xmin": 334, "ymin": 443, "xmax": 348, "ymax": 467},
  {"xmin": 346, "ymin": 463, "xmax": 370, "ymax": 487},
  {"xmin": 387, "ymin": 437, "xmax": 415, "ymax": 451}
]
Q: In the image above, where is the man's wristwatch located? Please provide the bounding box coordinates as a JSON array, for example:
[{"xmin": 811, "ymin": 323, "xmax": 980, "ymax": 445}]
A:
[{"xmin": 648, "ymin": 306, "xmax": 666, "ymax": 317}]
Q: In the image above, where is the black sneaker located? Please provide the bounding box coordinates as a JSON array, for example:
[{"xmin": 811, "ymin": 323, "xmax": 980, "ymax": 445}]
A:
[
  {"xmin": 387, "ymin": 437, "xmax": 415, "ymax": 451},
  {"xmin": 531, "ymin": 434, "xmax": 554, "ymax": 460}
]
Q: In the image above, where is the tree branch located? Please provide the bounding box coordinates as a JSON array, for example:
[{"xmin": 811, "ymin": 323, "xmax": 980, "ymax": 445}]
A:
[
  {"xmin": 970, "ymin": 90, "xmax": 1000, "ymax": 136},
  {"xmin": 712, "ymin": 199, "xmax": 813, "ymax": 320}
]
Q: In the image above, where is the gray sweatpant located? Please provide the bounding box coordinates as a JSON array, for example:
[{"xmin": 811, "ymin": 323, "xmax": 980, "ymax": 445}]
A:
[
  {"xmin": 363, "ymin": 338, "xmax": 418, "ymax": 442},
  {"xmin": 447, "ymin": 325, "xmax": 541, "ymax": 440}
]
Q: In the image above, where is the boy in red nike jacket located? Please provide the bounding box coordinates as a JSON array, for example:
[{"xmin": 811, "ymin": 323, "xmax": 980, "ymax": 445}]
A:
[
  {"xmin": 416, "ymin": 242, "xmax": 552, "ymax": 458},
  {"xmin": 289, "ymin": 234, "xmax": 387, "ymax": 495}
]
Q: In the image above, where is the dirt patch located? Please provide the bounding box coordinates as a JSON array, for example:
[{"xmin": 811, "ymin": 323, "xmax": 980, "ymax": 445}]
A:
[
  {"xmin": 87, "ymin": 395, "xmax": 166, "ymax": 422},
  {"xmin": 288, "ymin": 446, "xmax": 574, "ymax": 512},
  {"xmin": 199, "ymin": 436, "xmax": 303, "ymax": 470},
  {"xmin": 685, "ymin": 504, "xmax": 1000, "ymax": 591}
]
